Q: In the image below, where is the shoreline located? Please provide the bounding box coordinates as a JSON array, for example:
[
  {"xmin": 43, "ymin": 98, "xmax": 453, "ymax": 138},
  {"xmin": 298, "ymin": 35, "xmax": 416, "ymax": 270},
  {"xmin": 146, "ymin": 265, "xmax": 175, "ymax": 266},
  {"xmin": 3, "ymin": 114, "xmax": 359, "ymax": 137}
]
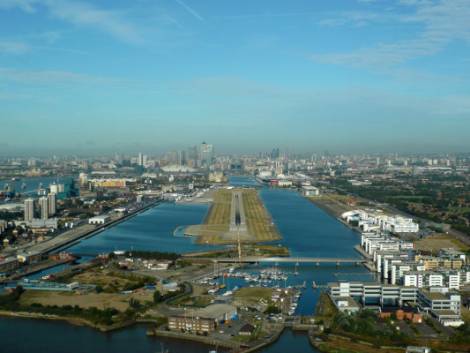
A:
[
  {"xmin": 0, "ymin": 309, "xmax": 135, "ymax": 332},
  {"xmin": 1, "ymin": 188, "xmax": 380, "ymax": 352},
  {"xmin": 306, "ymin": 196, "xmax": 355, "ymax": 230}
]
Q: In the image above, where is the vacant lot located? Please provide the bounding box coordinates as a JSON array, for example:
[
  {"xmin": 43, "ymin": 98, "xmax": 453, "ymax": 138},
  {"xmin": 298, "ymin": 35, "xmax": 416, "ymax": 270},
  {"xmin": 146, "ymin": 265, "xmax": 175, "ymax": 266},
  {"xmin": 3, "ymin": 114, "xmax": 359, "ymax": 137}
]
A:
[
  {"xmin": 415, "ymin": 234, "xmax": 469, "ymax": 252},
  {"xmin": 186, "ymin": 188, "xmax": 280, "ymax": 244},
  {"xmin": 70, "ymin": 268, "xmax": 151, "ymax": 293},
  {"xmin": 308, "ymin": 194, "xmax": 355, "ymax": 217},
  {"xmin": 19, "ymin": 290, "xmax": 153, "ymax": 312},
  {"xmin": 234, "ymin": 287, "xmax": 273, "ymax": 306}
]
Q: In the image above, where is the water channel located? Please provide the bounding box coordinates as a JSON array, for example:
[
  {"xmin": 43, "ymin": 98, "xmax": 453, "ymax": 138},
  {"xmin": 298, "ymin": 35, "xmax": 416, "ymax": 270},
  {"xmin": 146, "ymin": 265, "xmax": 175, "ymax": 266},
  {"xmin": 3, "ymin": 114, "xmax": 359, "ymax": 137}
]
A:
[{"xmin": 2, "ymin": 176, "xmax": 374, "ymax": 352}]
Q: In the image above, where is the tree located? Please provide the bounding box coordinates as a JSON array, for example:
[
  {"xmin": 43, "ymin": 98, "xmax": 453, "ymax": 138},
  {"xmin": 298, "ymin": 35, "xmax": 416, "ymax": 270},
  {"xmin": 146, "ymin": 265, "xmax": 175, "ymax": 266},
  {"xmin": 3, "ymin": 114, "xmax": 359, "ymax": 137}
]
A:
[{"xmin": 153, "ymin": 290, "xmax": 162, "ymax": 304}]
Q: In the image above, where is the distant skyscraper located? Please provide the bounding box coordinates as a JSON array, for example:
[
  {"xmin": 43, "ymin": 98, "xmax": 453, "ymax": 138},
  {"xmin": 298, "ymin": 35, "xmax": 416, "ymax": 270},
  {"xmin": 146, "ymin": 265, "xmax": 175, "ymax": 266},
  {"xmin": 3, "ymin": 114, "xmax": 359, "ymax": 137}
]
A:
[
  {"xmin": 39, "ymin": 196, "xmax": 49, "ymax": 220},
  {"xmin": 138, "ymin": 153, "xmax": 147, "ymax": 167},
  {"xmin": 47, "ymin": 193, "xmax": 56, "ymax": 216},
  {"xmin": 271, "ymin": 148, "xmax": 280, "ymax": 159},
  {"xmin": 198, "ymin": 142, "xmax": 214, "ymax": 167},
  {"xmin": 24, "ymin": 198, "xmax": 34, "ymax": 222},
  {"xmin": 79, "ymin": 173, "xmax": 88, "ymax": 186}
]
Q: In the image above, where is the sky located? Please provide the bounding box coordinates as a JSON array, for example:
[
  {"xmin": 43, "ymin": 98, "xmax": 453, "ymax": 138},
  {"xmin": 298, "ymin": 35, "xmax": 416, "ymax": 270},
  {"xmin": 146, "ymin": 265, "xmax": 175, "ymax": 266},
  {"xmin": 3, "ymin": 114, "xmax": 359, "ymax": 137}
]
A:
[{"xmin": 0, "ymin": 0, "xmax": 469, "ymax": 155}]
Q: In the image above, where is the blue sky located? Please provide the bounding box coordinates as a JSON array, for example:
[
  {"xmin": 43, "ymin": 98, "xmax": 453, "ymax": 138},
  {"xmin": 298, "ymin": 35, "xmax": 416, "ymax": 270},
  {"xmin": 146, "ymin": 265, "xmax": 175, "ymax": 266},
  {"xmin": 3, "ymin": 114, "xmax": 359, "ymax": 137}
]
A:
[{"xmin": 0, "ymin": 0, "xmax": 469, "ymax": 155}]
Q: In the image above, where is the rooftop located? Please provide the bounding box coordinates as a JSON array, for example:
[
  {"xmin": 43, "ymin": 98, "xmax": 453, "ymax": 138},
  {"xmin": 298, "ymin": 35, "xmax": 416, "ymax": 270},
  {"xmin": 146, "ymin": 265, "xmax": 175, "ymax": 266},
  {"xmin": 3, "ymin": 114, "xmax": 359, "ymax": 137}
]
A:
[{"xmin": 192, "ymin": 303, "xmax": 237, "ymax": 319}]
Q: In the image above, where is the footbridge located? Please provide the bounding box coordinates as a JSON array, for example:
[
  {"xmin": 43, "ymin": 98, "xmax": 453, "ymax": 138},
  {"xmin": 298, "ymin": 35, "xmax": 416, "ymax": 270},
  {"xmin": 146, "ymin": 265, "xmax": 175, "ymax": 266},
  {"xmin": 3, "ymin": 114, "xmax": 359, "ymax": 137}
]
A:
[{"xmin": 207, "ymin": 256, "xmax": 367, "ymax": 265}]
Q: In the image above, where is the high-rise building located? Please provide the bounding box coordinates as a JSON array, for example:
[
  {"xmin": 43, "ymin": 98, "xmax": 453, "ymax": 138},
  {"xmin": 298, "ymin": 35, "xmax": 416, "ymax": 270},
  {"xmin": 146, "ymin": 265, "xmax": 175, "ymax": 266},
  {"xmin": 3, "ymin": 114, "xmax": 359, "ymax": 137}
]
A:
[
  {"xmin": 198, "ymin": 142, "xmax": 214, "ymax": 166},
  {"xmin": 50, "ymin": 183, "xmax": 65, "ymax": 194},
  {"xmin": 39, "ymin": 196, "xmax": 49, "ymax": 220},
  {"xmin": 271, "ymin": 148, "xmax": 280, "ymax": 159},
  {"xmin": 24, "ymin": 198, "xmax": 34, "ymax": 222},
  {"xmin": 47, "ymin": 193, "xmax": 56, "ymax": 216},
  {"xmin": 138, "ymin": 153, "xmax": 147, "ymax": 167}
]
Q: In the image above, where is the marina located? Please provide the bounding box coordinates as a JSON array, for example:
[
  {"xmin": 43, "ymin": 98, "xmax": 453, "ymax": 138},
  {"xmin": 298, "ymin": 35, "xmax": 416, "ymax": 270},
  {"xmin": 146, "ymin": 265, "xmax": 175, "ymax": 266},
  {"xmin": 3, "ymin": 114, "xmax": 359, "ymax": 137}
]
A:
[{"xmin": 0, "ymin": 177, "xmax": 374, "ymax": 352}]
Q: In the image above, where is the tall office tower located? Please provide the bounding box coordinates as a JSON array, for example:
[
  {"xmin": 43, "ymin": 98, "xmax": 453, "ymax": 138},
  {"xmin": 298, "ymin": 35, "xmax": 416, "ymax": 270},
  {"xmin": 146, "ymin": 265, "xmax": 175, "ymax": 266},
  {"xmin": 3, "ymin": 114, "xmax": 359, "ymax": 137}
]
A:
[
  {"xmin": 79, "ymin": 172, "xmax": 88, "ymax": 186},
  {"xmin": 47, "ymin": 192, "xmax": 56, "ymax": 216},
  {"xmin": 24, "ymin": 198, "xmax": 34, "ymax": 222},
  {"xmin": 138, "ymin": 152, "xmax": 145, "ymax": 166},
  {"xmin": 39, "ymin": 196, "xmax": 49, "ymax": 220},
  {"xmin": 177, "ymin": 150, "xmax": 186, "ymax": 166},
  {"xmin": 271, "ymin": 148, "xmax": 280, "ymax": 159},
  {"xmin": 198, "ymin": 142, "xmax": 214, "ymax": 166}
]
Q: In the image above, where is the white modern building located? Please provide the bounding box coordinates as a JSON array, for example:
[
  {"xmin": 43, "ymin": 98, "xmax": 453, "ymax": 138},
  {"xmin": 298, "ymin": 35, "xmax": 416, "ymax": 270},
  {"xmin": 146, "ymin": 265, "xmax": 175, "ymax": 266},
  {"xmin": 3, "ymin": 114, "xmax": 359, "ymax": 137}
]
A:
[
  {"xmin": 328, "ymin": 282, "xmax": 463, "ymax": 326},
  {"xmin": 302, "ymin": 185, "xmax": 320, "ymax": 196},
  {"xmin": 88, "ymin": 215, "xmax": 110, "ymax": 225},
  {"xmin": 342, "ymin": 210, "xmax": 419, "ymax": 234},
  {"xmin": 39, "ymin": 196, "xmax": 49, "ymax": 220}
]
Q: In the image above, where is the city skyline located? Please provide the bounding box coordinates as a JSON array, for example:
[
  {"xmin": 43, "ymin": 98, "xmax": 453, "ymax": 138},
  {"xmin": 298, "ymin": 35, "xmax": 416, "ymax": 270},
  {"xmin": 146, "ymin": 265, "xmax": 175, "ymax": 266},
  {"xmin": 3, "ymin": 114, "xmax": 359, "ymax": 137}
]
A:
[{"xmin": 1, "ymin": 0, "xmax": 470, "ymax": 154}]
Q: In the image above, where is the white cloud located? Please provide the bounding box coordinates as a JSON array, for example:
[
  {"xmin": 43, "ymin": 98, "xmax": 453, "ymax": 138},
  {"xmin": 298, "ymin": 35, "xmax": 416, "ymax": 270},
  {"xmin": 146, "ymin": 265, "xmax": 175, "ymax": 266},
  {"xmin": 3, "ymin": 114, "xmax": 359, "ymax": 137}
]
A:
[
  {"xmin": 313, "ymin": 0, "xmax": 470, "ymax": 67},
  {"xmin": 0, "ymin": 67, "xmax": 122, "ymax": 84},
  {"xmin": 0, "ymin": 0, "xmax": 143, "ymax": 44},
  {"xmin": 318, "ymin": 11, "xmax": 383, "ymax": 27},
  {"xmin": 0, "ymin": 0, "xmax": 36, "ymax": 12},
  {"xmin": 45, "ymin": 0, "xmax": 143, "ymax": 43},
  {"xmin": 0, "ymin": 40, "xmax": 30, "ymax": 54}
]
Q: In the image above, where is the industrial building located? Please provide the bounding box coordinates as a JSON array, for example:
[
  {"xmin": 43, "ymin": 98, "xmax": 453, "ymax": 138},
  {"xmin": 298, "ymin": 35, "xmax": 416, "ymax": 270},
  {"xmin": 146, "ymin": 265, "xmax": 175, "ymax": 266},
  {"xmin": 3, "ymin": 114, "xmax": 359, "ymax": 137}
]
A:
[{"xmin": 168, "ymin": 304, "xmax": 237, "ymax": 333}]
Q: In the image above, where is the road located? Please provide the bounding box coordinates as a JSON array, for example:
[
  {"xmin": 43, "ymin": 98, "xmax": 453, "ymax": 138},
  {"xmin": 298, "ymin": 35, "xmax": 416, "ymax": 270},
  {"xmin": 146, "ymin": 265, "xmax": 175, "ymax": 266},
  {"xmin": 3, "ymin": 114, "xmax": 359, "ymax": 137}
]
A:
[{"xmin": 3, "ymin": 200, "xmax": 160, "ymax": 257}]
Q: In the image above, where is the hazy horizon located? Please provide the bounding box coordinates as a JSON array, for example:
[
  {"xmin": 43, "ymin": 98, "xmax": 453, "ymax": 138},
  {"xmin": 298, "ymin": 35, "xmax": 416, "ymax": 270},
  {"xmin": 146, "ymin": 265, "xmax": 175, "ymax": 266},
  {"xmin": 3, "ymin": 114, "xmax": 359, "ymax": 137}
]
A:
[{"xmin": 1, "ymin": 0, "xmax": 470, "ymax": 154}]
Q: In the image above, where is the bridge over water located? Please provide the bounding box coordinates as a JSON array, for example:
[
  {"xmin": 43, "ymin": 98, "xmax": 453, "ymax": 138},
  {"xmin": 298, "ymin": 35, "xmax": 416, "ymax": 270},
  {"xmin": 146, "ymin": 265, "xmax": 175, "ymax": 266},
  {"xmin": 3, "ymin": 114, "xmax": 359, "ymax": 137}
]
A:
[{"xmin": 207, "ymin": 256, "xmax": 367, "ymax": 264}]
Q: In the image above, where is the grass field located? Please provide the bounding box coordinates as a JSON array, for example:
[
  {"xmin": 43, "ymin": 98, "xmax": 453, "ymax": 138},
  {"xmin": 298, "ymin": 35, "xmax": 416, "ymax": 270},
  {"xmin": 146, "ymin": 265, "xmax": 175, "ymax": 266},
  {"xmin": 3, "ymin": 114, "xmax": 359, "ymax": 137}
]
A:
[
  {"xmin": 185, "ymin": 188, "xmax": 280, "ymax": 244},
  {"xmin": 414, "ymin": 234, "xmax": 469, "ymax": 252},
  {"xmin": 318, "ymin": 338, "xmax": 405, "ymax": 353},
  {"xmin": 243, "ymin": 189, "xmax": 280, "ymax": 242}
]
